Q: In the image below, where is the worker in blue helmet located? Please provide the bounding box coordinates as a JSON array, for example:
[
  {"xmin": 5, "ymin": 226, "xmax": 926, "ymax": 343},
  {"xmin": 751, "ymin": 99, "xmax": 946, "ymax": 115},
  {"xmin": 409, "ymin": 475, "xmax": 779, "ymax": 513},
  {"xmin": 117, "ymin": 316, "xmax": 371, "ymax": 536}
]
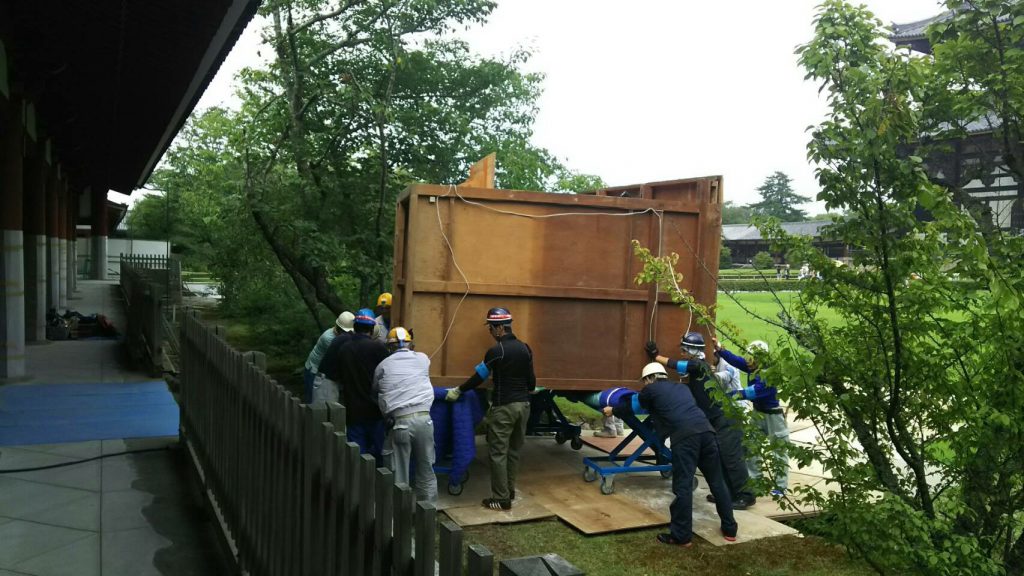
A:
[
  {"xmin": 338, "ymin": 308, "xmax": 389, "ymax": 460},
  {"xmin": 446, "ymin": 307, "xmax": 536, "ymax": 511},
  {"xmin": 646, "ymin": 331, "xmax": 757, "ymax": 509}
]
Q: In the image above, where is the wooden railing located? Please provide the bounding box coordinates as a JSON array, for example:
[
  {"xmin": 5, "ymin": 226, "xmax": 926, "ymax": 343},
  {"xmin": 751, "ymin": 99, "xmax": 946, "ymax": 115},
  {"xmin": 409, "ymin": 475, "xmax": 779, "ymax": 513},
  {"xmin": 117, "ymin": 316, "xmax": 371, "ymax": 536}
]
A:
[
  {"xmin": 120, "ymin": 260, "xmax": 166, "ymax": 372},
  {"xmin": 178, "ymin": 309, "xmax": 498, "ymax": 576}
]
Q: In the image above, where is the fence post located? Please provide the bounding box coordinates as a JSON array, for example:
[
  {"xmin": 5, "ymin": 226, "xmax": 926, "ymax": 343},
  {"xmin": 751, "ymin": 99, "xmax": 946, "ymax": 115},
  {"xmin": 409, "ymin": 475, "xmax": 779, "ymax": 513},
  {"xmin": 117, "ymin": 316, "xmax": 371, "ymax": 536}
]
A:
[
  {"xmin": 373, "ymin": 467, "xmax": 394, "ymax": 576},
  {"xmin": 414, "ymin": 502, "xmax": 436, "ymax": 576},
  {"xmin": 331, "ymin": 431, "xmax": 348, "ymax": 576},
  {"xmin": 393, "ymin": 483, "xmax": 414, "ymax": 576},
  {"xmin": 467, "ymin": 544, "xmax": 494, "ymax": 576},
  {"xmin": 301, "ymin": 403, "xmax": 329, "ymax": 576},
  {"xmin": 438, "ymin": 521, "xmax": 463, "ymax": 576},
  {"xmin": 344, "ymin": 442, "xmax": 362, "ymax": 574}
]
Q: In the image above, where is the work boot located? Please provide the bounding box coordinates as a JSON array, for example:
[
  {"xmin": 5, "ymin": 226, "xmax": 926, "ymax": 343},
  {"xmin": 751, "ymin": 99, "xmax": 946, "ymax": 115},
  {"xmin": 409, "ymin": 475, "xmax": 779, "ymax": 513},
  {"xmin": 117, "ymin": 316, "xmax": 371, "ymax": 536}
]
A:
[{"xmin": 657, "ymin": 533, "xmax": 693, "ymax": 548}]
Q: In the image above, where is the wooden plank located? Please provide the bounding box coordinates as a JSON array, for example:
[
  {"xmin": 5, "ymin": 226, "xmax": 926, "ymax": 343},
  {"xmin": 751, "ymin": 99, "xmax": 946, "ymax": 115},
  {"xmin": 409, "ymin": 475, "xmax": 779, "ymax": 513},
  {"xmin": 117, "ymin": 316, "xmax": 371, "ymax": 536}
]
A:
[
  {"xmin": 393, "ymin": 483, "xmax": 414, "ymax": 576},
  {"xmin": 320, "ymin": 423, "xmax": 337, "ymax": 576},
  {"xmin": 411, "ymin": 280, "xmax": 680, "ymax": 303},
  {"xmin": 466, "ymin": 544, "xmax": 493, "ymax": 576},
  {"xmin": 443, "ymin": 500, "xmax": 555, "ymax": 527},
  {"xmin": 373, "ymin": 467, "xmax": 394, "ymax": 576},
  {"xmin": 521, "ymin": 473, "xmax": 667, "ymax": 535},
  {"xmin": 414, "ymin": 502, "xmax": 436, "ymax": 576},
  {"xmin": 409, "ymin": 183, "xmax": 706, "ymax": 214},
  {"xmin": 438, "ymin": 520, "xmax": 463, "ymax": 576},
  {"xmin": 332, "ymin": 433, "xmax": 348, "ymax": 576},
  {"xmin": 343, "ymin": 442, "xmax": 361, "ymax": 575},
  {"xmin": 460, "ymin": 153, "xmax": 496, "ymax": 189}
]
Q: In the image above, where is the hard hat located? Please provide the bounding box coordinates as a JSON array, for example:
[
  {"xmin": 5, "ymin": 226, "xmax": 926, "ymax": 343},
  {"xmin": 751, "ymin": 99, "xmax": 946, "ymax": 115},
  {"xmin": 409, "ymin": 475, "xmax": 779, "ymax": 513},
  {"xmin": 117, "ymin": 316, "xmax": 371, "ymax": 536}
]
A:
[
  {"xmin": 336, "ymin": 311, "xmax": 355, "ymax": 332},
  {"xmin": 641, "ymin": 362, "xmax": 668, "ymax": 379},
  {"xmin": 386, "ymin": 326, "xmax": 413, "ymax": 347},
  {"xmin": 748, "ymin": 340, "xmax": 769, "ymax": 354},
  {"xmin": 377, "ymin": 292, "xmax": 393, "ymax": 307},
  {"xmin": 485, "ymin": 307, "xmax": 513, "ymax": 325},
  {"xmin": 354, "ymin": 308, "xmax": 377, "ymax": 327},
  {"xmin": 680, "ymin": 331, "xmax": 705, "ymax": 349}
]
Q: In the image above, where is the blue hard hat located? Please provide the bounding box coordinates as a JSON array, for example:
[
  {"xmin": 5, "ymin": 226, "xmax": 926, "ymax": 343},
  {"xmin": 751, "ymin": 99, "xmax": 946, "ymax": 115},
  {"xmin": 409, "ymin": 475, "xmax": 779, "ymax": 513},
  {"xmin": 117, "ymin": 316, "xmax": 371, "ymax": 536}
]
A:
[
  {"xmin": 681, "ymin": 331, "xmax": 705, "ymax": 348},
  {"xmin": 354, "ymin": 308, "xmax": 377, "ymax": 326},
  {"xmin": 485, "ymin": 307, "xmax": 513, "ymax": 325}
]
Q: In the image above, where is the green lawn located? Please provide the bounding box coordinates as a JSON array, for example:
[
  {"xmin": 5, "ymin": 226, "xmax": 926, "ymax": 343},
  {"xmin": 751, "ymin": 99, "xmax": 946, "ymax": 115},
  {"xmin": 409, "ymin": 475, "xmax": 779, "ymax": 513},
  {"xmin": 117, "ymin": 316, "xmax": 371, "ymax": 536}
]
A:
[{"xmin": 714, "ymin": 290, "xmax": 839, "ymax": 346}]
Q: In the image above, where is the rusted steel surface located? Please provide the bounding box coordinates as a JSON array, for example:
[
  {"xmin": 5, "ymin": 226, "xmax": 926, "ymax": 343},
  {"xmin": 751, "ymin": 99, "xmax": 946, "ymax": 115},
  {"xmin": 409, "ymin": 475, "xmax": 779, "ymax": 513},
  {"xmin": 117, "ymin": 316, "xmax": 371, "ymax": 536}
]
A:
[{"xmin": 391, "ymin": 177, "xmax": 723, "ymax": 391}]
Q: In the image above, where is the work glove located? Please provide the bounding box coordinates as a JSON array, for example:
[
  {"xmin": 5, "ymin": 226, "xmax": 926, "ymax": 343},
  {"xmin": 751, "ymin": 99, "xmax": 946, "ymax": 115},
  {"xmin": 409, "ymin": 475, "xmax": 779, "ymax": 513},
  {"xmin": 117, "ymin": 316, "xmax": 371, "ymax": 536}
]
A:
[
  {"xmin": 644, "ymin": 341, "xmax": 659, "ymax": 360},
  {"xmin": 445, "ymin": 388, "xmax": 462, "ymax": 402}
]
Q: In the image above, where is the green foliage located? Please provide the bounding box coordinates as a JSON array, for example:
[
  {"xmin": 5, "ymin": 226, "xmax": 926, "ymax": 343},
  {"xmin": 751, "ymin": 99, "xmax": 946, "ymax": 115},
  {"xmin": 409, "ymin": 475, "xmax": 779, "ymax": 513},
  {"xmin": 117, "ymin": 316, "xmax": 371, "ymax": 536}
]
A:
[
  {"xmin": 152, "ymin": 0, "xmax": 602, "ymax": 353},
  {"xmin": 718, "ymin": 279, "xmax": 802, "ymax": 292},
  {"xmin": 747, "ymin": 171, "xmax": 810, "ymax": 221},
  {"xmin": 722, "ymin": 200, "xmax": 753, "ymax": 224},
  {"xmin": 752, "ymin": 251, "xmax": 775, "ymax": 270},
  {"xmin": 719, "ymin": 243, "xmax": 733, "ymax": 268}
]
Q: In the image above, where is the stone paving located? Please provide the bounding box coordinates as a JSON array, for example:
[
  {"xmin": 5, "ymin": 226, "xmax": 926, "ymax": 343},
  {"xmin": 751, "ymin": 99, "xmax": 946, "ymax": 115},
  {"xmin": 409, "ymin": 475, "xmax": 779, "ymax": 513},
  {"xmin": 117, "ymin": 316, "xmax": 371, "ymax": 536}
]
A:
[{"xmin": 0, "ymin": 281, "xmax": 226, "ymax": 576}]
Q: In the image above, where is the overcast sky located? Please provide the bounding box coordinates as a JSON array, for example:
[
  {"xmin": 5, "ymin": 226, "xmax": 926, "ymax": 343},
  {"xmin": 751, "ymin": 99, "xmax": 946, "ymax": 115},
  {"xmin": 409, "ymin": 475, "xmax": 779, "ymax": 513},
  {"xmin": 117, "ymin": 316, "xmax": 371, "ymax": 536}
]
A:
[{"xmin": 192, "ymin": 0, "xmax": 946, "ymax": 213}]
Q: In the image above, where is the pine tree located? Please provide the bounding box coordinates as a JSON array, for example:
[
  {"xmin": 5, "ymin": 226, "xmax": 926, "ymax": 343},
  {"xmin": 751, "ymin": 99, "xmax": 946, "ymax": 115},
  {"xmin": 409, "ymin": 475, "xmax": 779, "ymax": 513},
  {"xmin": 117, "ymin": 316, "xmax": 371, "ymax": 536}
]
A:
[{"xmin": 746, "ymin": 171, "xmax": 810, "ymax": 221}]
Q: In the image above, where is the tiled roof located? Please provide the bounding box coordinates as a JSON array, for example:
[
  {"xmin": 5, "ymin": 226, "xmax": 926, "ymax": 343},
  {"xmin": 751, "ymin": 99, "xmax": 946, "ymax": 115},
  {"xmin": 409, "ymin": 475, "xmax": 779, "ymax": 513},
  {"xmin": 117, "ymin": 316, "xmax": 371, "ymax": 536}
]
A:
[
  {"xmin": 891, "ymin": 12, "xmax": 953, "ymax": 41},
  {"xmin": 722, "ymin": 220, "xmax": 832, "ymax": 241}
]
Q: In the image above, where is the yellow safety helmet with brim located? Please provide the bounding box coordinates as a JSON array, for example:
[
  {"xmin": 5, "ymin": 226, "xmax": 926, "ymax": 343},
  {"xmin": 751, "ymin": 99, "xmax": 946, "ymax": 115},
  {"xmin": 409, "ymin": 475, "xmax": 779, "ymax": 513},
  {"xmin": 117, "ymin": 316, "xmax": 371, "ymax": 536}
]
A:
[{"xmin": 386, "ymin": 326, "xmax": 413, "ymax": 347}]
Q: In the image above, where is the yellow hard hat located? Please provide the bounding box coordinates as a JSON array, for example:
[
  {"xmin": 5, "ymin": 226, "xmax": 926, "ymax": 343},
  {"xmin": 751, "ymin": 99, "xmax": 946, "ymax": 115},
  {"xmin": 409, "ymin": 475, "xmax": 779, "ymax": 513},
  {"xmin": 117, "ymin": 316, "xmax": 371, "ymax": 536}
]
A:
[
  {"xmin": 377, "ymin": 292, "xmax": 393, "ymax": 307},
  {"xmin": 386, "ymin": 326, "xmax": 412, "ymax": 346}
]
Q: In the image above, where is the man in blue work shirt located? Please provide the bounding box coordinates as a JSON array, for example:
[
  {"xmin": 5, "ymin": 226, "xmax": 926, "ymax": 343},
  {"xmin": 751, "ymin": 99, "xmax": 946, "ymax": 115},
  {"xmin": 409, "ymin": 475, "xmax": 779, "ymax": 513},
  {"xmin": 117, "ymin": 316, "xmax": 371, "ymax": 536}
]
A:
[
  {"xmin": 606, "ymin": 362, "xmax": 738, "ymax": 546},
  {"xmin": 646, "ymin": 332, "xmax": 757, "ymax": 509},
  {"xmin": 714, "ymin": 337, "xmax": 791, "ymax": 497},
  {"xmin": 445, "ymin": 307, "xmax": 535, "ymax": 511}
]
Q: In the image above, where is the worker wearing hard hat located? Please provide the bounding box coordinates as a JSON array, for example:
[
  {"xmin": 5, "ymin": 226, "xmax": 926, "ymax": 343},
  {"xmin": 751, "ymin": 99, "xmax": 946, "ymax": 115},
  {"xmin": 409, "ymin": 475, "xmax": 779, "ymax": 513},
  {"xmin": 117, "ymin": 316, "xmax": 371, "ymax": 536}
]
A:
[
  {"xmin": 338, "ymin": 308, "xmax": 390, "ymax": 459},
  {"xmin": 445, "ymin": 307, "xmax": 535, "ymax": 511},
  {"xmin": 605, "ymin": 362, "xmax": 737, "ymax": 547},
  {"xmin": 714, "ymin": 337, "xmax": 791, "ymax": 498},
  {"xmin": 374, "ymin": 292, "xmax": 392, "ymax": 342},
  {"xmin": 302, "ymin": 311, "xmax": 355, "ymax": 403},
  {"xmin": 313, "ymin": 311, "xmax": 356, "ymax": 403},
  {"xmin": 373, "ymin": 327, "xmax": 438, "ymax": 504},
  {"xmin": 646, "ymin": 332, "xmax": 757, "ymax": 509}
]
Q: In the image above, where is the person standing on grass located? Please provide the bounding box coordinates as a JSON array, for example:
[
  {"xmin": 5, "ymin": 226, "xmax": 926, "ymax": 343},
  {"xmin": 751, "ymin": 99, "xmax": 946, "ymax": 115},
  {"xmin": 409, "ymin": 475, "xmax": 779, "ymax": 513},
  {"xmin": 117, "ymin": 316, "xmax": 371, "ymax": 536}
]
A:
[
  {"xmin": 445, "ymin": 307, "xmax": 535, "ymax": 511},
  {"xmin": 339, "ymin": 309, "xmax": 390, "ymax": 460},
  {"xmin": 714, "ymin": 337, "xmax": 791, "ymax": 497},
  {"xmin": 606, "ymin": 362, "xmax": 738, "ymax": 547},
  {"xmin": 302, "ymin": 312, "xmax": 352, "ymax": 403},
  {"xmin": 374, "ymin": 327, "xmax": 437, "ymax": 504},
  {"xmin": 646, "ymin": 332, "xmax": 758, "ymax": 509}
]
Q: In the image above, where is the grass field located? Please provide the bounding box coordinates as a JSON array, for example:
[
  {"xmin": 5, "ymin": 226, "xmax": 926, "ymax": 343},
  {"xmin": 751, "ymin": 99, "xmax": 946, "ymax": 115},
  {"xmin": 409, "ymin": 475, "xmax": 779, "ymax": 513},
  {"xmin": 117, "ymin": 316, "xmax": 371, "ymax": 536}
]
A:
[{"xmin": 715, "ymin": 290, "xmax": 839, "ymax": 346}]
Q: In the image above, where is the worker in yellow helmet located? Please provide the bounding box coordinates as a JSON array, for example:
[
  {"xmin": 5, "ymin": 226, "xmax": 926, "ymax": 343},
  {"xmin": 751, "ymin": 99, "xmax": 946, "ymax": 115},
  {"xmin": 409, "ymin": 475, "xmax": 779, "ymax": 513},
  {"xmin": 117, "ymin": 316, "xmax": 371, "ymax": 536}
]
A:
[{"xmin": 374, "ymin": 292, "xmax": 392, "ymax": 342}]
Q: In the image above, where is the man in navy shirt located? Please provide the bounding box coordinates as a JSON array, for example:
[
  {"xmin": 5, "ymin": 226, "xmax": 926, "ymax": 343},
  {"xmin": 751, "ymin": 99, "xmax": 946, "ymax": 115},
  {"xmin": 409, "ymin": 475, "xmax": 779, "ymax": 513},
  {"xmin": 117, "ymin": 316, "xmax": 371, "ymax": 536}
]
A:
[
  {"xmin": 607, "ymin": 362, "xmax": 738, "ymax": 546},
  {"xmin": 646, "ymin": 332, "xmax": 757, "ymax": 509}
]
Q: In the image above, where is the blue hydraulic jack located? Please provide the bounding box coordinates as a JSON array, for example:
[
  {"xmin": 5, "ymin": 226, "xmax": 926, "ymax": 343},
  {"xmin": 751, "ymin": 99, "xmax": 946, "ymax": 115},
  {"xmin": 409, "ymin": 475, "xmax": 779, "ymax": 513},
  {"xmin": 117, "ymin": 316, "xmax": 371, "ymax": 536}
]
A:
[{"xmin": 581, "ymin": 412, "xmax": 674, "ymax": 495}]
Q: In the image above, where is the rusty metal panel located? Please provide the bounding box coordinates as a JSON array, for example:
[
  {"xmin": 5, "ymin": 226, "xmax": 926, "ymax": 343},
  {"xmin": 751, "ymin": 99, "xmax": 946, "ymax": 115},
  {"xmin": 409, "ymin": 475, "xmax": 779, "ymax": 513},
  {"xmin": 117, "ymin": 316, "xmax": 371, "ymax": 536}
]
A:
[{"xmin": 393, "ymin": 178, "xmax": 723, "ymax": 391}]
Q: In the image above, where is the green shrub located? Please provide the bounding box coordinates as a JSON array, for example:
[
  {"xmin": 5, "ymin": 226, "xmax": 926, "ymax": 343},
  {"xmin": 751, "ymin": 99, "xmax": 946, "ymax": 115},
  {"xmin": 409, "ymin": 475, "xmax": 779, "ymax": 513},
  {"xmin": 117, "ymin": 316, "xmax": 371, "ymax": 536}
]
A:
[{"xmin": 718, "ymin": 278, "xmax": 802, "ymax": 292}]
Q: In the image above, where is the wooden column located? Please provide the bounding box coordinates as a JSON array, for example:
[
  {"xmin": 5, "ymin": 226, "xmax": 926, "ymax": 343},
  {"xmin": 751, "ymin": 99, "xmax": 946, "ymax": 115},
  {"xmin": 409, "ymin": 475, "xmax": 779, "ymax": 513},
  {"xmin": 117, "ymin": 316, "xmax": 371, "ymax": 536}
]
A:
[
  {"xmin": 45, "ymin": 165, "xmax": 60, "ymax": 309},
  {"xmin": 1, "ymin": 92, "xmax": 26, "ymax": 378},
  {"xmin": 57, "ymin": 178, "xmax": 67, "ymax": 307}
]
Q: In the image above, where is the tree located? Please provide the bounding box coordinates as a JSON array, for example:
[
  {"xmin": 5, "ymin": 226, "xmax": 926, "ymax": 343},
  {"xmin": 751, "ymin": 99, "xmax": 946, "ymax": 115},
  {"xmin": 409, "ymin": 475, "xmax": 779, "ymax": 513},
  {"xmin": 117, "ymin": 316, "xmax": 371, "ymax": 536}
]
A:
[
  {"xmin": 635, "ymin": 3, "xmax": 1024, "ymax": 574},
  {"xmin": 746, "ymin": 171, "xmax": 810, "ymax": 221},
  {"xmin": 751, "ymin": 251, "xmax": 774, "ymax": 270},
  {"xmin": 721, "ymin": 200, "xmax": 753, "ymax": 225},
  {"xmin": 719, "ymin": 243, "xmax": 733, "ymax": 269}
]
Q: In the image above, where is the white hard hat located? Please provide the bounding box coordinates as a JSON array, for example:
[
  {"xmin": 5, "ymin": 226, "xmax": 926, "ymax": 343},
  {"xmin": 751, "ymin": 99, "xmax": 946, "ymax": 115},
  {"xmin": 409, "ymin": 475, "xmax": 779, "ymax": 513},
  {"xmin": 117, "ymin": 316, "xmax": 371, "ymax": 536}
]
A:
[
  {"xmin": 641, "ymin": 362, "xmax": 668, "ymax": 379},
  {"xmin": 748, "ymin": 340, "xmax": 769, "ymax": 354},
  {"xmin": 336, "ymin": 311, "xmax": 355, "ymax": 332}
]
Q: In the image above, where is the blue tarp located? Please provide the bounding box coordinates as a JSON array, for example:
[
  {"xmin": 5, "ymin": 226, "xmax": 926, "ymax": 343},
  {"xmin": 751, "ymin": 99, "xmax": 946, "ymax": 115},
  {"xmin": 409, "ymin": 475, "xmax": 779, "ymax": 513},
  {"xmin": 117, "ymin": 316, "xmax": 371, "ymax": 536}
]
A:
[
  {"xmin": 0, "ymin": 381, "xmax": 179, "ymax": 446},
  {"xmin": 430, "ymin": 388, "xmax": 483, "ymax": 485}
]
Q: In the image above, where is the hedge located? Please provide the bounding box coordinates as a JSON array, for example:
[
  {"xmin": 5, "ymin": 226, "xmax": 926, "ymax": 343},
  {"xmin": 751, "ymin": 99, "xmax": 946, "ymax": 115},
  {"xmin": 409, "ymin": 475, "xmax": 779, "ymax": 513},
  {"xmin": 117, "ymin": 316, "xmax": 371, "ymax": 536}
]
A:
[{"xmin": 717, "ymin": 279, "xmax": 803, "ymax": 292}]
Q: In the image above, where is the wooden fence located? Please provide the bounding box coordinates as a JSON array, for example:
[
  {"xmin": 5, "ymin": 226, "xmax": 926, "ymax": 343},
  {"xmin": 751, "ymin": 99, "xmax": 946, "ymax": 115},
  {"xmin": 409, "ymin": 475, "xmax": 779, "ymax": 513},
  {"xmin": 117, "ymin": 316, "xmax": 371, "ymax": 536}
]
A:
[
  {"xmin": 178, "ymin": 309, "xmax": 498, "ymax": 576},
  {"xmin": 120, "ymin": 260, "xmax": 167, "ymax": 372}
]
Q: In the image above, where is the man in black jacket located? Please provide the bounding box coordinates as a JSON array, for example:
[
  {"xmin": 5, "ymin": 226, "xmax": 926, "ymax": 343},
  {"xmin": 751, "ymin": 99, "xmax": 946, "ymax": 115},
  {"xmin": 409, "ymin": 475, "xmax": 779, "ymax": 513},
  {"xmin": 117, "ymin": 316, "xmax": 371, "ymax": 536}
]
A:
[
  {"xmin": 607, "ymin": 362, "xmax": 738, "ymax": 546},
  {"xmin": 340, "ymin": 308, "xmax": 389, "ymax": 460},
  {"xmin": 446, "ymin": 307, "xmax": 535, "ymax": 511},
  {"xmin": 647, "ymin": 332, "xmax": 757, "ymax": 509}
]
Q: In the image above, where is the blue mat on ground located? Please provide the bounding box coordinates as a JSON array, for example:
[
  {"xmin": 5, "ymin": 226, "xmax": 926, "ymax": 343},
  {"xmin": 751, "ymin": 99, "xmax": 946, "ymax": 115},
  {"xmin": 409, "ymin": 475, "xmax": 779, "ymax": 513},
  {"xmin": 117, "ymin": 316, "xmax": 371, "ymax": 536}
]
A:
[{"xmin": 0, "ymin": 381, "xmax": 179, "ymax": 446}]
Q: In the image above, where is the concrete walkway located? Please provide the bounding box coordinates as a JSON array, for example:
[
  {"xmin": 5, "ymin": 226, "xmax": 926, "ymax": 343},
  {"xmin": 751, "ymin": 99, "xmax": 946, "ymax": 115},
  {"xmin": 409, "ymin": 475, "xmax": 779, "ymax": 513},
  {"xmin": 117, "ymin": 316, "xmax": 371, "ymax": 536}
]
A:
[{"xmin": 0, "ymin": 281, "xmax": 226, "ymax": 576}]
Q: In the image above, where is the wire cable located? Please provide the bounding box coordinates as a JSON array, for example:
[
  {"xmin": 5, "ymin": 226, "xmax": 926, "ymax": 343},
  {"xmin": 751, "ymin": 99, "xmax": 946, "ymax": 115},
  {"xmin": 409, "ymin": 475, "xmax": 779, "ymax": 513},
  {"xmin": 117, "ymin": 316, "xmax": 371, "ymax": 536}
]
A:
[
  {"xmin": 0, "ymin": 446, "xmax": 171, "ymax": 474},
  {"xmin": 429, "ymin": 184, "xmax": 672, "ymax": 358}
]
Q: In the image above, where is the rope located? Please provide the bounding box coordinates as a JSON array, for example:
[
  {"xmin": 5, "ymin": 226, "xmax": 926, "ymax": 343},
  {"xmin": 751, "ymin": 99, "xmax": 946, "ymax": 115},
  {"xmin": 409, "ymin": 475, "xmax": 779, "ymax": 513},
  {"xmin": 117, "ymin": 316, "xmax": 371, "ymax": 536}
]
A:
[{"xmin": 428, "ymin": 184, "xmax": 670, "ymax": 359}]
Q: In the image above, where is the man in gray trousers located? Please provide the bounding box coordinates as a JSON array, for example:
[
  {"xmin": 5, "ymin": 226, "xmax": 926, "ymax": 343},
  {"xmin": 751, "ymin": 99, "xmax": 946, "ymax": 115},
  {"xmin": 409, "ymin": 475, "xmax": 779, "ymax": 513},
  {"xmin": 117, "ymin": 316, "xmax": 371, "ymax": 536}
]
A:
[{"xmin": 373, "ymin": 326, "xmax": 438, "ymax": 503}]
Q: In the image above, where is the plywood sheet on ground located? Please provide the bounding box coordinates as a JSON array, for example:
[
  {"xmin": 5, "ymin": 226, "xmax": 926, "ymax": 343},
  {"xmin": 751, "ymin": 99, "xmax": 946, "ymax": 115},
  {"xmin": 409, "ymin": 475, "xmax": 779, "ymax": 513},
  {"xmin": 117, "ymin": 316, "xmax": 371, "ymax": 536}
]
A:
[
  {"xmin": 521, "ymin": 473, "xmax": 668, "ymax": 535},
  {"xmin": 581, "ymin": 432, "xmax": 655, "ymax": 457},
  {"xmin": 443, "ymin": 499, "xmax": 555, "ymax": 526},
  {"xmin": 615, "ymin": 475, "xmax": 799, "ymax": 545}
]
